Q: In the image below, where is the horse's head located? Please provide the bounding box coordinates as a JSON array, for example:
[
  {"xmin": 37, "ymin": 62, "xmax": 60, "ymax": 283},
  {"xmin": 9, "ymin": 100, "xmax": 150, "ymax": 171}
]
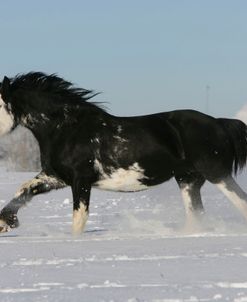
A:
[
  {"xmin": 0, "ymin": 72, "xmax": 103, "ymax": 137},
  {"xmin": 0, "ymin": 76, "xmax": 16, "ymax": 136}
]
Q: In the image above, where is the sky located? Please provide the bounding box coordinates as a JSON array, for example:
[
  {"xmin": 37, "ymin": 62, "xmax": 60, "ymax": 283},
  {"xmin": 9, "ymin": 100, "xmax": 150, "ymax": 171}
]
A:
[{"xmin": 1, "ymin": 0, "xmax": 247, "ymax": 118}]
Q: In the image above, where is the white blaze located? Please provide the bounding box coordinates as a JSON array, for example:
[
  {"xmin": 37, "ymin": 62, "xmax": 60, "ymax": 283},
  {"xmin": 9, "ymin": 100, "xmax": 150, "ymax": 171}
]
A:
[{"xmin": 0, "ymin": 94, "xmax": 14, "ymax": 136}]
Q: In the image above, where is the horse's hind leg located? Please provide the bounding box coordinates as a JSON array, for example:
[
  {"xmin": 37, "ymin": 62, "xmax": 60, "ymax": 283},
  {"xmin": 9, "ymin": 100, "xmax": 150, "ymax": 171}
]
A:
[
  {"xmin": 175, "ymin": 172, "xmax": 205, "ymax": 230},
  {"xmin": 0, "ymin": 172, "xmax": 66, "ymax": 232},
  {"xmin": 216, "ymin": 176, "xmax": 247, "ymax": 221}
]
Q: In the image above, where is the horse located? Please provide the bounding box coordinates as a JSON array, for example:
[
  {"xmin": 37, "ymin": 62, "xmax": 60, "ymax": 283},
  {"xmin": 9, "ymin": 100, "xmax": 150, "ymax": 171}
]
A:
[{"xmin": 0, "ymin": 72, "xmax": 247, "ymax": 235}]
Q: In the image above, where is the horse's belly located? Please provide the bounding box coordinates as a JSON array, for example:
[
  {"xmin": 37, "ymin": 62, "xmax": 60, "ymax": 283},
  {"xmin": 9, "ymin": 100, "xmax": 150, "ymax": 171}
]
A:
[{"xmin": 94, "ymin": 162, "xmax": 149, "ymax": 192}]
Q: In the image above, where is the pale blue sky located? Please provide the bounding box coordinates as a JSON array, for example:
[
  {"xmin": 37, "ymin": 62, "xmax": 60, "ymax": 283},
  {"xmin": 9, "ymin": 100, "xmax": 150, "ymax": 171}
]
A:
[{"xmin": 1, "ymin": 0, "xmax": 247, "ymax": 117}]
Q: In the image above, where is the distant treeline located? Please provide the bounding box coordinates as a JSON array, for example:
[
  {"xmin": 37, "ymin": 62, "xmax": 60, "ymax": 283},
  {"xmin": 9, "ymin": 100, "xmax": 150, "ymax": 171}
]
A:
[{"xmin": 0, "ymin": 127, "xmax": 41, "ymax": 171}]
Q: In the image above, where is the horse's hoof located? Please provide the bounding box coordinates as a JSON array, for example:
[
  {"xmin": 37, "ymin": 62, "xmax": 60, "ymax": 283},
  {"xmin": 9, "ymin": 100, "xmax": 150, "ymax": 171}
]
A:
[
  {"xmin": 0, "ymin": 212, "xmax": 19, "ymax": 230},
  {"xmin": 9, "ymin": 215, "xmax": 20, "ymax": 229},
  {"xmin": 0, "ymin": 223, "xmax": 10, "ymax": 233}
]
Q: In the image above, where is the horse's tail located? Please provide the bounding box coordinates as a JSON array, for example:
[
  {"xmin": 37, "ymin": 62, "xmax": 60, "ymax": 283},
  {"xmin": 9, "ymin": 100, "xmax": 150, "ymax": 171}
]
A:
[{"xmin": 218, "ymin": 118, "xmax": 247, "ymax": 174}]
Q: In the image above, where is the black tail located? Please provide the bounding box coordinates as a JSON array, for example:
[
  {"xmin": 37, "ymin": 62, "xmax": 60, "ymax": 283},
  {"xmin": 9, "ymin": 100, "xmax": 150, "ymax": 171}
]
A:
[{"xmin": 218, "ymin": 118, "xmax": 247, "ymax": 174}]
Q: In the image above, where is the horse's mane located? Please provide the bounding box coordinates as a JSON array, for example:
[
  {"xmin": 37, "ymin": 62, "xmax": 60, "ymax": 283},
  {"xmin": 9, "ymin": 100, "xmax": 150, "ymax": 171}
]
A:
[{"xmin": 10, "ymin": 72, "xmax": 104, "ymax": 110}]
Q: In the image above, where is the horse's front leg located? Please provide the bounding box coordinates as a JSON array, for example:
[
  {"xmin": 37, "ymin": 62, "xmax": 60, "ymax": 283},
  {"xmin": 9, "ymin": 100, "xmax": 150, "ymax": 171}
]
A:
[
  {"xmin": 71, "ymin": 179, "xmax": 92, "ymax": 236},
  {"xmin": 0, "ymin": 172, "xmax": 66, "ymax": 232}
]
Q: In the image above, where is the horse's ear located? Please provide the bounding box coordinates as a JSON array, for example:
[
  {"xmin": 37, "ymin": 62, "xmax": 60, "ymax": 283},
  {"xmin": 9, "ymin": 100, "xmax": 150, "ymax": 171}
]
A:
[{"xmin": 1, "ymin": 76, "xmax": 11, "ymax": 102}]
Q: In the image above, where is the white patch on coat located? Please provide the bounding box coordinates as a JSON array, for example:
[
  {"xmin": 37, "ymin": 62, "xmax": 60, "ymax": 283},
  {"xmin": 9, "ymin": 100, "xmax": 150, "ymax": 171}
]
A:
[
  {"xmin": 40, "ymin": 113, "xmax": 50, "ymax": 122},
  {"xmin": 72, "ymin": 202, "xmax": 88, "ymax": 235},
  {"xmin": 21, "ymin": 113, "xmax": 47, "ymax": 128},
  {"xmin": 21, "ymin": 114, "xmax": 30, "ymax": 126},
  {"xmin": 117, "ymin": 125, "xmax": 122, "ymax": 133},
  {"xmin": 113, "ymin": 135, "xmax": 128, "ymax": 143},
  {"xmin": 21, "ymin": 114, "xmax": 37, "ymax": 127},
  {"xmin": 91, "ymin": 137, "xmax": 100, "ymax": 144},
  {"xmin": 94, "ymin": 160, "xmax": 148, "ymax": 192},
  {"xmin": 0, "ymin": 94, "xmax": 14, "ymax": 136}
]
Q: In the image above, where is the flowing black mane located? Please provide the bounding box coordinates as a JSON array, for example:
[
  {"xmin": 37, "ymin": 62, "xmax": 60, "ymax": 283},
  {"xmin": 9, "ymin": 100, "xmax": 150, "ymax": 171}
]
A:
[{"xmin": 10, "ymin": 72, "xmax": 102, "ymax": 109}]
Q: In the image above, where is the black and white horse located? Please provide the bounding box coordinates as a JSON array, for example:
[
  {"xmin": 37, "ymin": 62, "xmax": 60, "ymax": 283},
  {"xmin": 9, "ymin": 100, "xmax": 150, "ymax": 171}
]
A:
[{"xmin": 0, "ymin": 72, "xmax": 247, "ymax": 234}]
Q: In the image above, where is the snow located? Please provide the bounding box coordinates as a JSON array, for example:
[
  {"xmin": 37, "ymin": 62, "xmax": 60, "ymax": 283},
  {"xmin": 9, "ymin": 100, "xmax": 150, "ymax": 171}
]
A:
[{"xmin": 0, "ymin": 171, "xmax": 247, "ymax": 301}]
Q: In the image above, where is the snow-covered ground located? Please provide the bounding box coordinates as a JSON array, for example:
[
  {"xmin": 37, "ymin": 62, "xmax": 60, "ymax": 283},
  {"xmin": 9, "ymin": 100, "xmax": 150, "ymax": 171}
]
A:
[{"xmin": 0, "ymin": 170, "xmax": 247, "ymax": 302}]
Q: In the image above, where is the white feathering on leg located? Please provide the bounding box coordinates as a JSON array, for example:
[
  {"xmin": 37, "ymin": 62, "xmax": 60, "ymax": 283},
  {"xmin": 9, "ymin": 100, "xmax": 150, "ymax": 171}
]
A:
[
  {"xmin": 72, "ymin": 202, "xmax": 88, "ymax": 235},
  {"xmin": 217, "ymin": 177, "xmax": 247, "ymax": 221}
]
